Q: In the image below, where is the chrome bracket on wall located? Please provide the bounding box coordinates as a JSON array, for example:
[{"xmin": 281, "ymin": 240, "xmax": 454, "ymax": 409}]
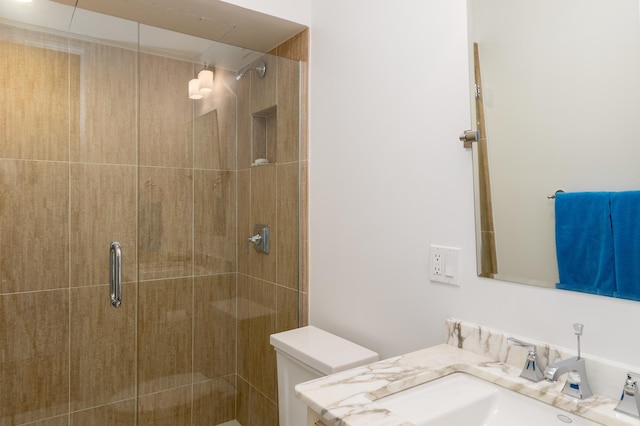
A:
[
  {"xmin": 246, "ymin": 224, "xmax": 270, "ymax": 254},
  {"xmin": 459, "ymin": 129, "xmax": 479, "ymax": 148}
]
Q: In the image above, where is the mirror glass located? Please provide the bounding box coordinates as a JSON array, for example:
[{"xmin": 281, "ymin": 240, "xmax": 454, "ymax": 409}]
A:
[{"xmin": 468, "ymin": 0, "xmax": 640, "ymax": 291}]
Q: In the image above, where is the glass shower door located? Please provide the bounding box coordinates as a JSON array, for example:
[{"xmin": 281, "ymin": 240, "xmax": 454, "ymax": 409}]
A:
[
  {"xmin": 0, "ymin": 9, "xmax": 239, "ymax": 424},
  {"xmin": 64, "ymin": 16, "xmax": 141, "ymax": 422},
  {"xmin": 0, "ymin": 12, "xmax": 141, "ymax": 424},
  {"xmin": 135, "ymin": 26, "xmax": 239, "ymax": 425},
  {"xmin": 0, "ymin": 2, "xmax": 303, "ymax": 423}
]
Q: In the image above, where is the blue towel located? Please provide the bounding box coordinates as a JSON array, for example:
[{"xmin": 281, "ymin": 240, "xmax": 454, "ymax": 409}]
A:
[
  {"xmin": 610, "ymin": 191, "xmax": 640, "ymax": 301},
  {"xmin": 555, "ymin": 192, "xmax": 616, "ymax": 296}
]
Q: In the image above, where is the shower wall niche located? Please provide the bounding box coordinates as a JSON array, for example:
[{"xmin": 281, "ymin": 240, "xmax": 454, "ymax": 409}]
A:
[{"xmin": 251, "ymin": 106, "xmax": 277, "ymax": 165}]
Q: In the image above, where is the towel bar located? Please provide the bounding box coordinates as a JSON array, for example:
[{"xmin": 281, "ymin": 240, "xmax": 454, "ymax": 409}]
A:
[{"xmin": 547, "ymin": 189, "xmax": 565, "ymax": 199}]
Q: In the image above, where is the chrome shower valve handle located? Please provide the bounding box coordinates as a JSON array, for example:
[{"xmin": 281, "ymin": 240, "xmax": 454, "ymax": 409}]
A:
[
  {"xmin": 246, "ymin": 233, "xmax": 262, "ymax": 251},
  {"xmin": 247, "ymin": 233, "xmax": 262, "ymax": 244},
  {"xmin": 245, "ymin": 224, "xmax": 270, "ymax": 254}
]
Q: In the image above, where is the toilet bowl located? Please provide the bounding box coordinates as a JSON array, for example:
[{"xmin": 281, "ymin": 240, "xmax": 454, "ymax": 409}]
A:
[{"xmin": 270, "ymin": 326, "xmax": 379, "ymax": 426}]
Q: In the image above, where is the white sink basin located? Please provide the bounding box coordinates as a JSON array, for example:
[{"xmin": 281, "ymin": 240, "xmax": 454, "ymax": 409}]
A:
[{"xmin": 373, "ymin": 373, "xmax": 599, "ymax": 425}]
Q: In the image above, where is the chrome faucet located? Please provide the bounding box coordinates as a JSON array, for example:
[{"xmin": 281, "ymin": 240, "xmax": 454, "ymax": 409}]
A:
[
  {"xmin": 543, "ymin": 323, "xmax": 592, "ymax": 399},
  {"xmin": 615, "ymin": 372, "xmax": 640, "ymax": 418},
  {"xmin": 507, "ymin": 337, "xmax": 544, "ymax": 382}
]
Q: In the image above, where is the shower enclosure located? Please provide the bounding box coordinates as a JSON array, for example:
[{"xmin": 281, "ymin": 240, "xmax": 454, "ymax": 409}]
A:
[{"xmin": 0, "ymin": 2, "xmax": 305, "ymax": 424}]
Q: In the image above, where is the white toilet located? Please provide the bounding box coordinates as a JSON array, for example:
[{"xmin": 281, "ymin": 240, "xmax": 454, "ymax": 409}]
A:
[{"xmin": 270, "ymin": 326, "xmax": 379, "ymax": 426}]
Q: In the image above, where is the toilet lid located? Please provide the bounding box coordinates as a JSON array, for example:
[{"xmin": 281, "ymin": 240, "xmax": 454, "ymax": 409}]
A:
[{"xmin": 270, "ymin": 326, "xmax": 379, "ymax": 374}]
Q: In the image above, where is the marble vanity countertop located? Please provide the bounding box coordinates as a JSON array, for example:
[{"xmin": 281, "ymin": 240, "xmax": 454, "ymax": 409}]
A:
[{"xmin": 295, "ymin": 344, "xmax": 640, "ymax": 426}]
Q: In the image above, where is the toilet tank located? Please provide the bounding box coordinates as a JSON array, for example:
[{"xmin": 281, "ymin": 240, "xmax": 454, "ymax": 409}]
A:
[{"xmin": 270, "ymin": 326, "xmax": 379, "ymax": 426}]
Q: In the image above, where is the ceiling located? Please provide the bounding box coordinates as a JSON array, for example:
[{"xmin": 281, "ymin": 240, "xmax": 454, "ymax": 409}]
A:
[{"xmin": 0, "ymin": 0, "xmax": 306, "ymax": 69}]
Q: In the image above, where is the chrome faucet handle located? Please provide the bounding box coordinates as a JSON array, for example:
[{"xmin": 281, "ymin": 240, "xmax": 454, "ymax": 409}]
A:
[
  {"xmin": 507, "ymin": 337, "xmax": 545, "ymax": 382},
  {"xmin": 543, "ymin": 324, "xmax": 593, "ymax": 399},
  {"xmin": 561, "ymin": 363, "xmax": 593, "ymax": 400},
  {"xmin": 615, "ymin": 372, "xmax": 640, "ymax": 419}
]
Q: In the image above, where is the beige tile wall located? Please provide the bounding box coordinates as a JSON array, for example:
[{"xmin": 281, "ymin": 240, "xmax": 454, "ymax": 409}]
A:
[
  {"xmin": 69, "ymin": 282, "xmax": 137, "ymax": 411},
  {"xmin": 0, "ymin": 160, "xmax": 70, "ymax": 294},
  {"xmin": 235, "ymin": 29, "xmax": 309, "ymax": 424},
  {"xmin": 277, "ymin": 30, "xmax": 310, "ymax": 327},
  {"xmin": 71, "ymin": 42, "xmax": 137, "ymax": 165},
  {"xmin": 0, "ymin": 33, "xmax": 78, "ymax": 161},
  {"xmin": 0, "ymin": 20, "xmax": 307, "ymax": 426},
  {"xmin": 0, "ymin": 28, "xmax": 75, "ymax": 425}
]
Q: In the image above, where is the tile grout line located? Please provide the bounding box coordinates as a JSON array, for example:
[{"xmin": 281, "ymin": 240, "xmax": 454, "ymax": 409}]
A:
[
  {"xmin": 67, "ymin": 35, "xmax": 72, "ymax": 426},
  {"xmin": 134, "ymin": 27, "xmax": 140, "ymax": 424},
  {"xmin": 190, "ymin": 68, "xmax": 196, "ymax": 424}
]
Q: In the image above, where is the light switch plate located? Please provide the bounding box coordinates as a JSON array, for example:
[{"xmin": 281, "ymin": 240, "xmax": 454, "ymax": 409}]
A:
[{"xmin": 430, "ymin": 245, "xmax": 461, "ymax": 286}]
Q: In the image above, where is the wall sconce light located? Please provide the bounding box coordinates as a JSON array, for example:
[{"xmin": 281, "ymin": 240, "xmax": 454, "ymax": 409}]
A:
[
  {"xmin": 188, "ymin": 78, "xmax": 203, "ymax": 99},
  {"xmin": 188, "ymin": 65, "xmax": 215, "ymax": 100},
  {"xmin": 198, "ymin": 69, "xmax": 214, "ymax": 93}
]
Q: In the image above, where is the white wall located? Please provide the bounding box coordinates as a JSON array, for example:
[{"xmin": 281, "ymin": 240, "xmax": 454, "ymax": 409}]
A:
[{"xmin": 307, "ymin": 0, "xmax": 640, "ymax": 368}]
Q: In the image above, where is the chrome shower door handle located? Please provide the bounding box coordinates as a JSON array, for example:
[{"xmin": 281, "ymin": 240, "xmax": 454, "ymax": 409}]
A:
[{"xmin": 110, "ymin": 241, "xmax": 122, "ymax": 308}]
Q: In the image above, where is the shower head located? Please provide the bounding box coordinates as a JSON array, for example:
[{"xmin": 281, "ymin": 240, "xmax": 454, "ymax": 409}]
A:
[
  {"xmin": 235, "ymin": 66, "xmax": 250, "ymax": 80},
  {"xmin": 236, "ymin": 60, "xmax": 267, "ymax": 80}
]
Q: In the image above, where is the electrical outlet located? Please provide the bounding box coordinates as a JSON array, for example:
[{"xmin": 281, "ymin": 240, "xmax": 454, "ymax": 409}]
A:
[
  {"xmin": 430, "ymin": 245, "xmax": 461, "ymax": 286},
  {"xmin": 432, "ymin": 250, "xmax": 443, "ymax": 276}
]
